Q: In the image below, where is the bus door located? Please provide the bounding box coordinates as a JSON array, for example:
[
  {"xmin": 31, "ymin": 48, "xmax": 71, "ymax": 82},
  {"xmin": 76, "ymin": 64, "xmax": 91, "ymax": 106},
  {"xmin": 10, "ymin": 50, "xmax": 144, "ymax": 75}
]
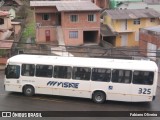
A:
[
  {"xmin": 5, "ymin": 65, "xmax": 21, "ymax": 92},
  {"xmin": 107, "ymin": 69, "xmax": 132, "ymax": 101},
  {"xmin": 90, "ymin": 68, "xmax": 111, "ymax": 99},
  {"xmin": 131, "ymin": 71, "xmax": 154, "ymax": 102}
]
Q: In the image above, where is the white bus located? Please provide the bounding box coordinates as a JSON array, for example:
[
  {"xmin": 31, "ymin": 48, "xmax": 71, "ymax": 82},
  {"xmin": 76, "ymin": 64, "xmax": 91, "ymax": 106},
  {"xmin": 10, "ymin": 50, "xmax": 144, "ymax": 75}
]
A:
[{"xmin": 4, "ymin": 54, "xmax": 158, "ymax": 103}]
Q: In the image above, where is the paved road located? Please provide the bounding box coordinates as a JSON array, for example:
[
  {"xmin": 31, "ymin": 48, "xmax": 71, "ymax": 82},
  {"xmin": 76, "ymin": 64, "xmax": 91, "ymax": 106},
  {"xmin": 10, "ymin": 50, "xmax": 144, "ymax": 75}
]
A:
[{"xmin": 0, "ymin": 71, "xmax": 160, "ymax": 120}]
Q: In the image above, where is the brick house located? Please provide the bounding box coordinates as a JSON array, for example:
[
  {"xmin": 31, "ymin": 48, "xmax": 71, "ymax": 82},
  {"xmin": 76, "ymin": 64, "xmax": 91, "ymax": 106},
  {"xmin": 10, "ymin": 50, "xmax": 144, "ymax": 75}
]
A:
[
  {"xmin": 60, "ymin": 0, "xmax": 109, "ymax": 9},
  {"xmin": 30, "ymin": 1, "xmax": 101, "ymax": 46},
  {"xmin": 139, "ymin": 26, "xmax": 160, "ymax": 59}
]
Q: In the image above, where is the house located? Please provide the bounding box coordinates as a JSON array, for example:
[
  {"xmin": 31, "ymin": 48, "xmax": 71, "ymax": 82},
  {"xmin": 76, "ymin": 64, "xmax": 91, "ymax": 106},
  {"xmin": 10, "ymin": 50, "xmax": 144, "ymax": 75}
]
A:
[
  {"xmin": 0, "ymin": 11, "xmax": 13, "ymax": 64},
  {"xmin": 30, "ymin": 1, "xmax": 101, "ymax": 46},
  {"xmin": 0, "ymin": 11, "xmax": 12, "ymax": 40},
  {"xmin": 139, "ymin": 26, "xmax": 160, "ymax": 59},
  {"xmin": 117, "ymin": 2, "xmax": 160, "ymax": 12},
  {"xmin": 109, "ymin": 0, "xmax": 143, "ymax": 9},
  {"xmin": 60, "ymin": 0, "xmax": 109, "ymax": 9},
  {"xmin": 0, "ymin": 6, "xmax": 16, "ymax": 20},
  {"xmin": 3, "ymin": 0, "xmax": 23, "ymax": 6},
  {"xmin": 101, "ymin": 8, "xmax": 160, "ymax": 47},
  {"xmin": 144, "ymin": 0, "xmax": 160, "ymax": 4}
]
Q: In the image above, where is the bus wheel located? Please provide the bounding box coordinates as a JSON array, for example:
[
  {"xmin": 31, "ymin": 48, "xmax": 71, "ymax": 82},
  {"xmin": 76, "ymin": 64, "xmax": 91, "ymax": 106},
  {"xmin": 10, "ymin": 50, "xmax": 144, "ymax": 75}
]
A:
[
  {"xmin": 23, "ymin": 85, "xmax": 35, "ymax": 96},
  {"xmin": 92, "ymin": 91, "xmax": 106, "ymax": 104}
]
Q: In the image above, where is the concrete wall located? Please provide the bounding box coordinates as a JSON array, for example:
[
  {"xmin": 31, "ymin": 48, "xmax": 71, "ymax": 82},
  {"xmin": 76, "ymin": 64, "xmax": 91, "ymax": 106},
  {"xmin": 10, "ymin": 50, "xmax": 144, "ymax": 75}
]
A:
[{"xmin": 139, "ymin": 29, "xmax": 160, "ymax": 56}]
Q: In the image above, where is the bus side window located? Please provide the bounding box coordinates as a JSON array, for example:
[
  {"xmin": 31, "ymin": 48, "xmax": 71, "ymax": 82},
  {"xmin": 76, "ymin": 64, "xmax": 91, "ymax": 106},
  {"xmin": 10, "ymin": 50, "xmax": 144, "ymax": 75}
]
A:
[
  {"xmin": 36, "ymin": 65, "xmax": 53, "ymax": 78},
  {"xmin": 21, "ymin": 64, "xmax": 35, "ymax": 76},
  {"xmin": 72, "ymin": 67, "xmax": 91, "ymax": 80},
  {"xmin": 91, "ymin": 68, "xmax": 111, "ymax": 82},
  {"xmin": 133, "ymin": 71, "xmax": 154, "ymax": 85},
  {"xmin": 6, "ymin": 65, "xmax": 20, "ymax": 79},
  {"xmin": 53, "ymin": 66, "xmax": 72, "ymax": 79},
  {"xmin": 112, "ymin": 69, "xmax": 132, "ymax": 84}
]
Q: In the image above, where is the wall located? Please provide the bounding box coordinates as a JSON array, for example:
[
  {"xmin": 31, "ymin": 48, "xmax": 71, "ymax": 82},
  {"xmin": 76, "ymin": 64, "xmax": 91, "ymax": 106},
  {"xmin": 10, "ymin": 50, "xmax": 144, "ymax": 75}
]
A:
[
  {"xmin": 34, "ymin": 6, "xmax": 58, "ymax": 26},
  {"xmin": 0, "ymin": 17, "xmax": 12, "ymax": 30},
  {"xmin": 103, "ymin": 15, "xmax": 160, "ymax": 47},
  {"xmin": 36, "ymin": 26, "xmax": 57, "ymax": 43},
  {"xmin": 61, "ymin": 11, "xmax": 100, "ymax": 46},
  {"xmin": 139, "ymin": 30, "xmax": 160, "ymax": 56}
]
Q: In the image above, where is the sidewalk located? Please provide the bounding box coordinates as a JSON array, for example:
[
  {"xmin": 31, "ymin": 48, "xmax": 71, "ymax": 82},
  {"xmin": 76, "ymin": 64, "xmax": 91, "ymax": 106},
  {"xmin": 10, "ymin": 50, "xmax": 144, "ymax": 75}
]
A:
[{"xmin": 0, "ymin": 65, "xmax": 5, "ymax": 70}]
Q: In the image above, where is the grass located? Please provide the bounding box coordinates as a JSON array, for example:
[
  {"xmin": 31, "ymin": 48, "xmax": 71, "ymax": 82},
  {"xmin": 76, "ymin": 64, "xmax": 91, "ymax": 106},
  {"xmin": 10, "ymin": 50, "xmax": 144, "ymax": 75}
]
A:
[{"xmin": 21, "ymin": 8, "xmax": 36, "ymax": 42}]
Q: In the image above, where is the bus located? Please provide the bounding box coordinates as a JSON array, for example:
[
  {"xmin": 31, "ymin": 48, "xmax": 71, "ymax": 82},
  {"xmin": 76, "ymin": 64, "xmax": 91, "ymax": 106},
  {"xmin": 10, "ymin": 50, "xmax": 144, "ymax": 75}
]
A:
[{"xmin": 4, "ymin": 54, "xmax": 158, "ymax": 103}]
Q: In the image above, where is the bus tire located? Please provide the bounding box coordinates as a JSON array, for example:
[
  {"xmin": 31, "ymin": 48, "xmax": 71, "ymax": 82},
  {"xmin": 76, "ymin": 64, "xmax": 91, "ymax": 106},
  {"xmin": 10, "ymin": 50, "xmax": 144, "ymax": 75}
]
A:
[
  {"xmin": 23, "ymin": 85, "xmax": 35, "ymax": 96},
  {"xmin": 92, "ymin": 91, "xmax": 106, "ymax": 104}
]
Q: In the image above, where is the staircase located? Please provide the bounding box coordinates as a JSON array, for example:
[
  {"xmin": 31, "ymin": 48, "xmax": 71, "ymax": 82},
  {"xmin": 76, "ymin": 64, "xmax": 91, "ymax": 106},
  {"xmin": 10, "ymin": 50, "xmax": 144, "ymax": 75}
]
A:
[{"xmin": 51, "ymin": 26, "xmax": 73, "ymax": 56}]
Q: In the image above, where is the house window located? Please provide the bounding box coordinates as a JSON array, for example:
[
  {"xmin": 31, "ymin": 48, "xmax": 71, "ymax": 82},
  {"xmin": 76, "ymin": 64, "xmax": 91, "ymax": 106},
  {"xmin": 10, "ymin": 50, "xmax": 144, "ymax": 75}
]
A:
[
  {"xmin": 70, "ymin": 15, "xmax": 78, "ymax": 22},
  {"xmin": 69, "ymin": 31, "xmax": 78, "ymax": 38},
  {"xmin": 150, "ymin": 18, "xmax": 156, "ymax": 22},
  {"xmin": 133, "ymin": 19, "xmax": 140, "ymax": 25},
  {"xmin": 0, "ymin": 18, "xmax": 4, "ymax": 25},
  {"xmin": 88, "ymin": 14, "xmax": 96, "ymax": 22},
  {"xmin": 42, "ymin": 13, "xmax": 50, "ymax": 20}
]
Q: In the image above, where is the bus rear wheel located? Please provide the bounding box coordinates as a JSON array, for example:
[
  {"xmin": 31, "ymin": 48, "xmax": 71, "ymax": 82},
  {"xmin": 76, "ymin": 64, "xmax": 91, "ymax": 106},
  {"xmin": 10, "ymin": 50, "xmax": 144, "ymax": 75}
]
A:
[
  {"xmin": 23, "ymin": 85, "xmax": 35, "ymax": 96},
  {"xmin": 92, "ymin": 91, "xmax": 106, "ymax": 104}
]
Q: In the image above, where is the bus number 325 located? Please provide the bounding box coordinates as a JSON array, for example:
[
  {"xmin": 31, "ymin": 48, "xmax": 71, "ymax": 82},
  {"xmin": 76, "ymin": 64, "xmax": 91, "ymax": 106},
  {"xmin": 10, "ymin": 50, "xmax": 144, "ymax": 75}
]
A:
[{"xmin": 138, "ymin": 88, "xmax": 151, "ymax": 94}]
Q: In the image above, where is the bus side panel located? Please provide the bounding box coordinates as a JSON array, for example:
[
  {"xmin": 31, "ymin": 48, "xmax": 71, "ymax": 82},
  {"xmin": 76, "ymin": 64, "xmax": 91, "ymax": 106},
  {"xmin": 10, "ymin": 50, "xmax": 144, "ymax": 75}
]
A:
[
  {"xmin": 33, "ymin": 77, "xmax": 59, "ymax": 95},
  {"xmin": 90, "ymin": 82, "xmax": 108, "ymax": 99},
  {"xmin": 59, "ymin": 80, "xmax": 91, "ymax": 98},
  {"xmin": 5, "ymin": 78, "xmax": 22, "ymax": 93},
  {"xmin": 107, "ymin": 83, "xmax": 132, "ymax": 102},
  {"xmin": 131, "ymin": 85, "xmax": 153, "ymax": 102},
  {"xmin": 5, "ymin": 84, "xmax": 22, "ymax": 92}
]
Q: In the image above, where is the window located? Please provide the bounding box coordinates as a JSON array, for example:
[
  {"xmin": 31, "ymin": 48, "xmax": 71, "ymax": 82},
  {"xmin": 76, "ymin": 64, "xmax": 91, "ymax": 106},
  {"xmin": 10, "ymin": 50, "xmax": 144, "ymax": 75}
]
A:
[
  {"xmin": 0, "ymin": 18, "xmax": 4, "ymax": 25},
  {"xmin": 69, "ymin": 31, "xmax": 78, "ymax": 38},
  {"xmin": 21, "ymin": 64, "xmax": 35, "ymax": 76},
  {"xmin": 70, "ymin": 15, "xmax": 78, "ymax": 22},
  {"xmin": 72, "ymin": 67, "xmax": 91, "ymax": 80},
  {"xmin": 36, "ymin": 65, "xmax": 53, "ymax": 77},
  {"xmin": 112, "ymin": 69, "xmax": 132, "ymax": 84},
  {"xmin": 133, "ymin": 19, "xmax": 140, "ymax": 25},
  {"xmin": 91, "ymin": 68, "xmax": 111, "ymax": 82},
  {"xmin": 150, "ymin": 18, "xmax": 155, "ymax": 22},
  {"xmin": 6, "ymin": 65, "xmax": 20, "ymax": 79},
  {"xmin": 54, "ymin": 66, "xmax": 72, "ymax": 79},
  {"xmin": 133, "ymin": 71, "xmax": 154, "ymax": 85},
  {"xmin": 42, "ymin": 13, "xmax": 50, "ymax": 20},
  {"xmin": 88, "ymin": 14, "xmax": 95, "ymax": 22}
]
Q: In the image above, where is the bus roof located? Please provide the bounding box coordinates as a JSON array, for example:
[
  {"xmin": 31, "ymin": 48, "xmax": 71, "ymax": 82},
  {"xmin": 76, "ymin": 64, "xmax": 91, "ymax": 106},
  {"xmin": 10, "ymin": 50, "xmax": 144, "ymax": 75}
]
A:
[{"xmin": 7, "ymin": 54, "xmax": 158, "ymax": 71}]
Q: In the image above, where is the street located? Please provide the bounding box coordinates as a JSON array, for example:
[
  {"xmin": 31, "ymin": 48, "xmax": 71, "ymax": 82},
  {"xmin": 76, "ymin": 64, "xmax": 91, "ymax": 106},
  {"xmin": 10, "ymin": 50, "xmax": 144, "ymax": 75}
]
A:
[{"xmin": 0, "ymin": 71, "xmax": 160, "ymax": 120}]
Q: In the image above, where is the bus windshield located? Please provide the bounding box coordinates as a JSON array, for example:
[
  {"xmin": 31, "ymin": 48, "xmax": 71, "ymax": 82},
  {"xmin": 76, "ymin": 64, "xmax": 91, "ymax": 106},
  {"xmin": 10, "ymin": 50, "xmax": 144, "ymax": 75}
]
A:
[{"xmin": 5, "ymin": 65, "xmax": 20, "ymax": 79}]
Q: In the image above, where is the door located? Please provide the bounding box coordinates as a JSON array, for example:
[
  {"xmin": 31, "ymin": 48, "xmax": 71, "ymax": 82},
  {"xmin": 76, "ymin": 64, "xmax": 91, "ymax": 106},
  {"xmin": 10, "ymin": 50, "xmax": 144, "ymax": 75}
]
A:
[
  {"xmin": 107, "ymin": 69, "xmax": 132, "ymax": 102},
  {"xmin": 121, "ymin": 20, "xmax": 127, "ymax": 31},
  {"xmin": 5, "ymin": 65, "xmax": 21, "ymax": 92},
  {"xmin": 45, "ymin": 30, "xmax": 50, "ymax": 42},
  {"xmin": 121, "ymin": 34, "xmax": 128, "ymax": 46}
]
